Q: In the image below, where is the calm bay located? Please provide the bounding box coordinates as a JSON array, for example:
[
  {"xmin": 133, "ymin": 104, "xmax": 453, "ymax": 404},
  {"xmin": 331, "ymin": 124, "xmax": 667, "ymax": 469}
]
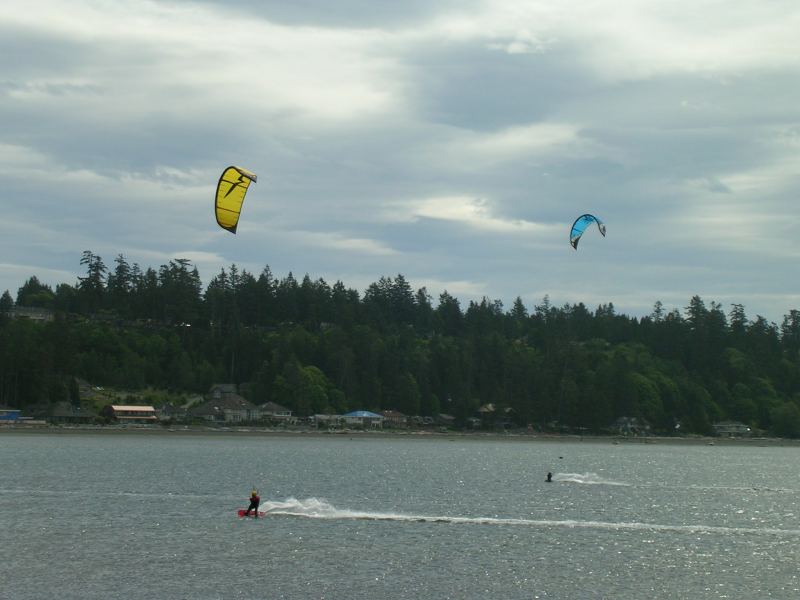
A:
[{"xmin": 2, "ymin": 431, "xmax": 799, "ymax": 599}]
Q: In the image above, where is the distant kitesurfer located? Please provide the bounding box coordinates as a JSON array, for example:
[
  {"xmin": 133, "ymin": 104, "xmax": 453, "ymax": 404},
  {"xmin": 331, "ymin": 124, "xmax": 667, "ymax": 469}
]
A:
[
  {"xmin": 546, "ymin": 472, "xmax": 553, "ymax": 483},
  {"xmin": 244, "ymin": 489, "xmax": 260, "ymax": 518}
]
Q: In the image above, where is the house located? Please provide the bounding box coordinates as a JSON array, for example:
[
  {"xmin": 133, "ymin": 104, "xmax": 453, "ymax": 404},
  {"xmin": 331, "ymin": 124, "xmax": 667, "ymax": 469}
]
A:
[
  {"xmin": 48, "ymin": 402, "xmax": 97, "ymax": 424},
  {"xmin": 260, "ymin": 402, "xmax": 295, "ymax": 424},
  {"xmin": 6, "ymin": 306, "xmax": 54, "ymax": 322},
  {"xmin": 0, "ymin": 405, "xmax": 21, "ymax": 422},
  {"xmin": 342, "ymin": 410, "xmax": 384, "ymax": 428},
  {"xmin": 380, "ymin": 410, "xmax": 407, "ymax": 428},
  {"xmin": 102, "ymin": 405, "xmax": 158, "ymax": 423},
  {"xmin": 613, "ymin": 417, "xmax": 651, "ymax": 436},
  {"xmin": 478, "ymin": 403, "xmax": 496, "ymax": 416},
  {"xmin": 436, "ymin": 414, "xmax": 456, "ymax": 427},
  {"xmin": 157, "ymin": 404, "xmax": 188, "ymax": 422},
  {"xmin": 713, "ymin": 421, "xmax": 751, "ymax": 437},
  {"xmin": 477, "ymin": 404, "xmax": 516, "ymax": 429},
  {"xmin": 190, "ymin": 385, "xmax": 260, "ymax": 423},
  {"xmin": 312, "ymin": 414, "xmax": 342, "ymax": 428},
  {"xmin": 209, "ymin": 383, "xmax": 238, "ymax": 398}
]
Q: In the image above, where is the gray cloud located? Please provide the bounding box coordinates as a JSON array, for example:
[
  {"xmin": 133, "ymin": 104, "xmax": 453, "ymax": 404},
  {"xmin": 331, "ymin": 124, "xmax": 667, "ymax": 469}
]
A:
[
  {"xmin": 168, "ymin": 0, "xmax": 483, "ymax": 28},
  {"xmin": 1, "ymin": 0, "xmax": 799, "ymax": 323}
]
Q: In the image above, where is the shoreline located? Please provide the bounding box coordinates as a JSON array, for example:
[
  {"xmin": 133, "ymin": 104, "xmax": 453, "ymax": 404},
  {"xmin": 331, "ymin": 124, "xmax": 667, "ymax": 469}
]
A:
[{"xmin": 2, "ymin": 423, "xmax": 798, "ymax": 446}]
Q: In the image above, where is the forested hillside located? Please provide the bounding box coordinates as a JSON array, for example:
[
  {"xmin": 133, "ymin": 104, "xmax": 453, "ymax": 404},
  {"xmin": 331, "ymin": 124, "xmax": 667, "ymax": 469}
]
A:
[{"xmin": 2, "ymin": 251, "xmax": 800, "ymax": 436}]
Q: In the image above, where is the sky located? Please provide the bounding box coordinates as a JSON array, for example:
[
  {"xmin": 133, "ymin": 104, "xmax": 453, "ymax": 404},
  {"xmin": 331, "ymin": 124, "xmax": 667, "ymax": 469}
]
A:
[{"xmin": 1, "ymin": 0, "xmax": 799, "ymax": 323}]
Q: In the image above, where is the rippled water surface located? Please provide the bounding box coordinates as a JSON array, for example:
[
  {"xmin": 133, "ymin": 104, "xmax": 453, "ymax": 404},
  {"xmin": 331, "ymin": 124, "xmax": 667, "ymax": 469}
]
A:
[{"xmin": 2, "ymin": 432, "xmax": 800, "ymax": 599}]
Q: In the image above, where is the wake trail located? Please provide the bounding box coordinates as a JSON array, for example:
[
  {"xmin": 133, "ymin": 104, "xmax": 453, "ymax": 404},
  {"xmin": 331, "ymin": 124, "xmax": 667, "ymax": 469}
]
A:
[
  {"xmin": 554, "ymin": 472, "xmax": 629, "ymax": 486},
  {"xmin": 551, "ymin": 473, "xmax": 800, "ymax": 494},
  {"xmin": 262, "ymin": 497, "xmax": 800, "ymax": 537}
]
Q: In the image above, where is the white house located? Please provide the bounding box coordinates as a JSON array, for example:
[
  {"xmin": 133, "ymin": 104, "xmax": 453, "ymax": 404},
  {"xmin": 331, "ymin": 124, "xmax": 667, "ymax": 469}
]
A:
[
  {"xmin": 260, "ymin": 402, "xmax": 296, "ymax": 424},
  {"xmin": 713, "ymin": 421, "xmax": 751, "ymax": 437}
]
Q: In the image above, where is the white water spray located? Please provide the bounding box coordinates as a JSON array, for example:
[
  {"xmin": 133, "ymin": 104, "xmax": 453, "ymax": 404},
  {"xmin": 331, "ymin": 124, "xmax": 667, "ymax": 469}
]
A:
[
  {"xmin": 553, "ymin": 472, "xmax": 630, "ymax": 486},
  {"xmin": 260, "ymin": 497, "xmax": 800, "ymax": 537}
]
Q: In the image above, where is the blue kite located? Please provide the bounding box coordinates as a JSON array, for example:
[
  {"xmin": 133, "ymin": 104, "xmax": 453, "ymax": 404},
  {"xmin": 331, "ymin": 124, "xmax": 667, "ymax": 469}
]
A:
[{"xmin": 569, "ymin": 214, "xmax": 606, "ymax": 250}]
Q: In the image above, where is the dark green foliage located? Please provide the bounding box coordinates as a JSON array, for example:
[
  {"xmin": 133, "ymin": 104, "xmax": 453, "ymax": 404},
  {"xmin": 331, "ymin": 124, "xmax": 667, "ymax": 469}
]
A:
[
  {"xmin": 77, "ymin": 250, "xmax": 107, "ymax": 314},
  {"xmin": 3, "ymin": 252, "xmax": 800, "ymax": 437},
  {"xmin": 16, "ymin": 276, "xmax": 55, "ymax": 308}
]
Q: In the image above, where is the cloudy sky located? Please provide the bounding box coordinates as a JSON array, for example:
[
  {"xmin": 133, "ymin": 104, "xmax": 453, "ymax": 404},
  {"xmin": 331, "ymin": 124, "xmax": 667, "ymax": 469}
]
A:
[{"xmin": 1, "ymin": 0, "xmax": 799, "ymax": 322}]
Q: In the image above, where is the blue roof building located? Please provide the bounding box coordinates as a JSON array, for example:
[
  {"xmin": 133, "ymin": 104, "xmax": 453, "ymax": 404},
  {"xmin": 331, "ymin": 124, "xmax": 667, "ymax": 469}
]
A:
[
  {"xmin": 342, "ymin": 410, "xmax": 384, "ymax": 428},
  {"xmin": 0, "ymin": 406, "xmax": 21, "ymax": 422},
  {"xmin": 343, "ymin": 411, "xmax": 382, "ymax": 418}
]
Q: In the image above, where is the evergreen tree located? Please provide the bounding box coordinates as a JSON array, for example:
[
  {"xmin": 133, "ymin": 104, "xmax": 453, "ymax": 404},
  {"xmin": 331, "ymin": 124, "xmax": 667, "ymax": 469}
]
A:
[
  {"xmin": 107, "ymin": 254, "xmax": 133, "ymax": 315},
  {"xmin": 0, "ymin": 290, "xmax": 13, "ymax": 312},
  {"xmin": 77, "ymin": 250, "xmax": 107, "ymax": 313},
  {"xmin": 414, "ymin": 287, "xmax": 435, "ymax": 333},
  {"xmin": 781, "ymin": 310, "xmax": 800, "ymax": 357},
  {"xmin": 4, "ymin": 251, "xmax": 800, "ymax": 437},
  {"xmin": 435, "ymin": 291, "xmax": 462, "ymax": 336},
  {"xmin": 16, "ymin": 276, "xmax": 55, "ymax": 308}
]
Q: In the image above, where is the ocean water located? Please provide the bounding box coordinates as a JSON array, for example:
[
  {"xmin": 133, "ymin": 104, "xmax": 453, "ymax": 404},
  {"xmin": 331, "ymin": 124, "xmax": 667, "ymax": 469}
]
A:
[{"xmin": 1, "ymin": 431, "xmax": 799, "ymax": 599}]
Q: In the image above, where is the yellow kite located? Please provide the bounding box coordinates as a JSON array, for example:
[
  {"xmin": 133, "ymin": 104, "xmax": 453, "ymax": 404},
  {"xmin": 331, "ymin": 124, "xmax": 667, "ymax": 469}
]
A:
[{"xmin": 215, "ymin": 166, "xmax": 257, "ymax": 233}]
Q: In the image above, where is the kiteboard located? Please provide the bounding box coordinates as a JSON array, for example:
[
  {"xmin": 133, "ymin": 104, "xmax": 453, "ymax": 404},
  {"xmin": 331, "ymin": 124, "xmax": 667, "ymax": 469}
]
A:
[{"xmin": 238, "ymin": 509, "xmax": 267, "ymax": 518}]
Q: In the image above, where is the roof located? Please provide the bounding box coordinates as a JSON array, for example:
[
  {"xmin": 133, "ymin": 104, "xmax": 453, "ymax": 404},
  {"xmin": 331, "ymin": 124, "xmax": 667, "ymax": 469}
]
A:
[
  {"xmin": 209, "ymin": 383, "xmax": 237, "ymax": 394},
  {"xmin": 614, "ymin": 416, "xmax": 648, "ymax": 423},
  {"xmin": 191, "ymin": 394, "xmax": 257, "ymax": 415},
  {"xmin": 261, "ymin": 402, "xmax": 291, "ymax": 413},
  {"xmin": 158, "ymin": 404, "xmax": 187, "ymax": 414},
  {"xmin": 50, "ymin": 402, "xmax": 97, "ymax": 417},
  {"xmin": 343, "ymin": 410, "xmax": 383, "ymax": 418},
  {"xmin": 381, "ymin": 410, "xmax": 406, "ymax": 418},
  {"xmin": 110, "ymin": 405, "xmax": 156, "ymax": 412}
]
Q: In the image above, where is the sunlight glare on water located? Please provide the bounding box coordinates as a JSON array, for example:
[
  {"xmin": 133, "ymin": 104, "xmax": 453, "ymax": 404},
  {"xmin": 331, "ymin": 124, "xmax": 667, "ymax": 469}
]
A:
[{"xmin": 2, "ymin": 432, "xmax": 800, "ymax": 599}]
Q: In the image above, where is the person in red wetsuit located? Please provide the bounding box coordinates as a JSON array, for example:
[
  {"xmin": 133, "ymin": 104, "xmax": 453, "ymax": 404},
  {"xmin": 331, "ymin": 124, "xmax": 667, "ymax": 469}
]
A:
[{"xmin": 243, "ymin": 489, "xmax": 260, "ymax": 517}]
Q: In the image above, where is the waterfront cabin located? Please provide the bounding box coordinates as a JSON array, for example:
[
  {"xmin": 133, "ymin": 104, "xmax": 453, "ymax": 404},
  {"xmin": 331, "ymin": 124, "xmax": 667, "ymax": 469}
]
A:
[
  {"xmin": 102, "ymin": 405, "xmax": 158, "ymax": 423},
  {"xmin": 477, "ymin": 403, "xmax": 516, "ymax": 429},
  {"xmin": 312, "ymin": 414, "xmax": 342, "ymax": 428},
  {"xmin": 436, "ymin": 413, "xmax": 456, "ymax": 427},
  {"xmin": 612, "ymin": 416, "xmax": 651, "ymax": 436},
  {"xmin": 187, "ymin": 383, "xmax": 261, "ymax": 423},
  {"xmin": 713, "ymin": 421, "xmax": 751, "ymax": 437},
  {"xmin": 260, "ymin": 402, "xmax": 295, "ymax": 424},
  {"xmin": 342, "ymin": 410, "xmax": 384, "ymax": 428},
  {"xmin": 49, "ymin": 402, "xmax": 97, "ymax": 424},
  {"xmin": 0, "ymin": 405, "xmax": 21, "ymax": 423},
  {"xmin": 157, "ymin": 403, "xmax": 188, "ymax": 422},
  {"xmin": 209, "ymin": 383, "xmax": 238, "ymax": 399},
  {"xmin": 190, "ymin": 395, "xmax": 260, "ymax": 423},
  {"xmin": 380, "ymin": 410, "xmax": 407, "ymax": 428}
]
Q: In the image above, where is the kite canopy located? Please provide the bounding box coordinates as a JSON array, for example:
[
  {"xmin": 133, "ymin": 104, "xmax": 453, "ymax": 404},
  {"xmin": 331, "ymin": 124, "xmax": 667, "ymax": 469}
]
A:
[
  {"xmin": 215, "ymin": 166, "xmax": 257, "ymax": 233},
  {"xmin": 569, "ymin": 213, "xmax": 606, "ymax": 250}
]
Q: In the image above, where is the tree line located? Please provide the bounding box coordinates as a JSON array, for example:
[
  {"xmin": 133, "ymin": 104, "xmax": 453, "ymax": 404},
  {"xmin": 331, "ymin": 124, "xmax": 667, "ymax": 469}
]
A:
[{"xmin": 2, "ymin": 251, "xmax": 800, "ymax": 436}]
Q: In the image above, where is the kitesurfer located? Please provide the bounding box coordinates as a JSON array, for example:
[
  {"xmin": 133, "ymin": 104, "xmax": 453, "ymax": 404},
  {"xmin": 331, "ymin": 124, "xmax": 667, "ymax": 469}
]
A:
[
  {"xmin": 546, "ymin": 472, "xmax": 553, "ymax": 482},
  {"xmin": 244, "ymin": 489, "xmax": 260, "ymax": 517}
]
